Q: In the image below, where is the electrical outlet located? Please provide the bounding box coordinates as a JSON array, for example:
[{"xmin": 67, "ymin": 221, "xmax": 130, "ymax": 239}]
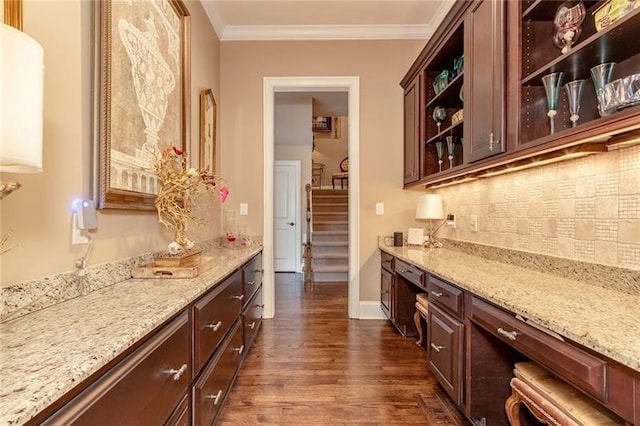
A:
[
  {"xmin": 375, "ymin": 202, "xmax": 384, "ymax": 215},
  {"xmin": 72, "ymin": 213, "xmax": 89, "ymax": 245},
  {"xmin": 470, "ymin": 214, "xmax": 478, "ymax": 232},
  {"xmin": 240, "ymin": 203, "xmax": 248, "ymax": 215},
  {"xmin": 446, "ymin": 213, "xmax": 456, "ymax": 228}
]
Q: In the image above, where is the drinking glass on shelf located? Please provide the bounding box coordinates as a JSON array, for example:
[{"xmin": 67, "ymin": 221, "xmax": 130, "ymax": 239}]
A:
[
  {"xmin": 446, "ymin": 135, "xmax": 455, "ymax": 167},
  {"xmin": 432, "ymin": 107, "xmax": 446, "ymax": 134},
  {"xmin": 435, "ymin": 141, "xmax": 444, "ymax": 172},
  {"xmin": 542, "ymin": 72, "xmax": 564, "ymax": 134},
  {"xmin": 590, "ymin": 62, "xmax": 616, "ymax": 116},
  {"xmin": 564, "ymin": 79, "xmax": 585, "ymax": 127}
]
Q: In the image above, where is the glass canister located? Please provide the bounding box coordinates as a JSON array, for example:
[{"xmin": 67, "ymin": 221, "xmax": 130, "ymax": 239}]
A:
[{"xmin": 223, "ymin": 209, "xmax": 238, "ymax": 245}]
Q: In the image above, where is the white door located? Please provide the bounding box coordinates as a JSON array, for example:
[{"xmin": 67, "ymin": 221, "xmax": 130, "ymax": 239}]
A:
[{"xmin": 274, "ymin": 161, "xmax": 300, "ymax": 272}]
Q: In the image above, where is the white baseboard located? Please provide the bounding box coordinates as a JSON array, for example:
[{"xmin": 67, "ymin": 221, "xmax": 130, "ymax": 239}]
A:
[{"xmin": 358, "ymin": 301, "xmax": 386, "ymax": 319}]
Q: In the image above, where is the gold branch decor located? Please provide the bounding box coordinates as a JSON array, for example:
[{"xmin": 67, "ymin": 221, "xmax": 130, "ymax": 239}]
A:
[{"xmin": 154, "ymin": 147, "xmax": 229, "ymax": 255}]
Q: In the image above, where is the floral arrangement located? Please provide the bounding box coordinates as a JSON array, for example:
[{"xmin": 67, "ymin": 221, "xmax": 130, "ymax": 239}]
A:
[{"xmin": 154, "ymin": 146, "xmax": 229, "ymax": 254}]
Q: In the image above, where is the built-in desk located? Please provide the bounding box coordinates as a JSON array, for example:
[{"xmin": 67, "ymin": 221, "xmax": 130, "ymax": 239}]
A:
[{"xmin": 379, "ymin": 243, "xmax": 640, "ymax": 425}]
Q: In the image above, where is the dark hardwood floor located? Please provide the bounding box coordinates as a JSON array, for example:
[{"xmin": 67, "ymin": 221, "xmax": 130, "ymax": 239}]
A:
[{"xmin": 218, "ymin": 273, "xmax": 469, "ymax": 425}]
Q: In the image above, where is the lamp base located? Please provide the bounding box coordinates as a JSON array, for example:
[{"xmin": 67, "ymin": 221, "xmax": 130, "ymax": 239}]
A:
[
  {"xmin": 424, "ymin": 233, "xmax": 443, "ymax": 248},
  {"xmin": 0, "ymin": 181, "xmax": 22, "ymax": 199}
]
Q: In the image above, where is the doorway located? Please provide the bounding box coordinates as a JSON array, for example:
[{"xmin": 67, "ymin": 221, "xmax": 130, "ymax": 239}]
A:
[{"xmin": 263, "ymin": 76, "xmax": 360, "ymax": 319}]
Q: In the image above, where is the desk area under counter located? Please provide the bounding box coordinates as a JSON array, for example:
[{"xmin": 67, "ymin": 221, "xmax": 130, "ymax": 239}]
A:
[
  {"xmin": 379, "ymin": 241, "xmax": 640, "ymax": 425},
  {"xmin": 0, "ymin": 245, "xmax": 263, "ymax": 426}
]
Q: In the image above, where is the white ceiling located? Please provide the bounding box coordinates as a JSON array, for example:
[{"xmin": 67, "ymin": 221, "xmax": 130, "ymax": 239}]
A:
[{"xmin": 200, "ymin": 0, "xmax": 455, "ymax": 41}]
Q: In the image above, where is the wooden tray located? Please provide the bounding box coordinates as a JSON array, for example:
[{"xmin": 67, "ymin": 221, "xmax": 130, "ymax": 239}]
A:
[{"xmin": 131, "ymin": 256, "xmax": 215, "ymax": 279}]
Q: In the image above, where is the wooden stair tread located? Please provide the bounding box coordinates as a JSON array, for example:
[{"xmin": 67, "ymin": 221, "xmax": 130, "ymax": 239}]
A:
[
  {"xmin": 313, "ymin": 252, "xmax": 348, "ymax": 259},
  {"xmin": 312, "ymin": 241, "xmax": 349, "ymax": 247},
  {"xmin": 313, "ymin": 265, "xmax": 349, "ymax": 272},
  {"xmin": 313, "ymin": 231, "xmax": 348, "ymax": 235}
]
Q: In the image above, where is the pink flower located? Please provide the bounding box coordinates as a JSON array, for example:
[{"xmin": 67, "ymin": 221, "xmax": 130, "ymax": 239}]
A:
[
  {"xmin": 172, "ymin": 146, "xmax": 184, "ymax": 156},
  {"xmin": 219, "ymin": 186, "xmax": 229, "ymax": 203}
]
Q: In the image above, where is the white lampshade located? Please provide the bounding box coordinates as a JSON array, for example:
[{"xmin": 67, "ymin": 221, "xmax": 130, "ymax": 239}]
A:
[
  {"xmin": 1, "ymin": 23, "xmax": 44, "ymax": 173},
  {"xmin": 416, "ymin": 194, "xmax": 444, "ymax": 220}
]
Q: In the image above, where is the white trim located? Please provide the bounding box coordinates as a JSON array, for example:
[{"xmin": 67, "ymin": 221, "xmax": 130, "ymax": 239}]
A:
[
  {"xmin": 359, "ymin": 302, "xmax": 386, "ymax": 320},
  {"xmin": 222, "ymin": 24, "xmax": 434, "ymax": 41},
  {"xmin": 274, "ymin": 160, "xmax": 302, "ymax": 273},
  {"xmin": 263, "ymin": 76, "xmax": 360, "ymax": 319}
]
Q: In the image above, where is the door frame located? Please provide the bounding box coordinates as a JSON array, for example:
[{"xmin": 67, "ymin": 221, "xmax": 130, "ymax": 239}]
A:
[
  {"xmin": 273, "ymin": 160, "xmax": 302, "ymax": 273},
  {"xmin": 263, "ymin": 76, "xmax": 360, "ymax": 319}
]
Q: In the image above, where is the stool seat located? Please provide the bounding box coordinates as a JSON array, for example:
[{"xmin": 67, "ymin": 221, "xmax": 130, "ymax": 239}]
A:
[{"xmin": 506, "ymin": 362, "xmax": 625, "ymax": 426}]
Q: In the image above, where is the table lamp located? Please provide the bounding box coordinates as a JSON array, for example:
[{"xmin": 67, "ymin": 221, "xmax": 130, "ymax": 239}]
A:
[{"xmin": 416, "ymin": 194, "xmax": 445, "ymax": 248}]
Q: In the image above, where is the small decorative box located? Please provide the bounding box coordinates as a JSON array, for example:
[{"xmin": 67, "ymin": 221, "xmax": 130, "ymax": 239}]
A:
[
  {"xmin": 594, "ymin": 0, "xmax": 640, "ymax": 31},
  {"xmin": 451, "ymin": 109, "xmax": 464, "ymax": 125}
]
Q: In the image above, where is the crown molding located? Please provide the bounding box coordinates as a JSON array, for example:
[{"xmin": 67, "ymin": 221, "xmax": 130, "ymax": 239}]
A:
[{"xmin": 220, "ymin": 24, "xmax": 435, "ymax": 41}]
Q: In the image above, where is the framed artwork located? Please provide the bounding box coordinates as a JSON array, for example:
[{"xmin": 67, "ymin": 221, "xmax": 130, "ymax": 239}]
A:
[
  {"xmin": 93, "ymin": 0, "xmax": 191, "ymax": 210},
  {"xmin": 312, "ymin": 116, "xmax": 332, "ymax": 132},
  {"xmin": 199, "ymin": 89, "xmax": 216, "ymax": 173}
]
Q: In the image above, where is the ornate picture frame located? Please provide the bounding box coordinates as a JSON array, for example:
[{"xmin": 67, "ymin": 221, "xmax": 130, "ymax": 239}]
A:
[
  {"xmin": 93, "ymin": 0, "xmax": 190, "ymax": 210},
  {"xmin": 199, "ymin": 89, "xmax": 216, "ymax": 173}
]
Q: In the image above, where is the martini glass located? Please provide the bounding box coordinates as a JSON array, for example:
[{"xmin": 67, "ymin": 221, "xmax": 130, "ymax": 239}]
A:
[
  {"xmin": 590, "ymin": 62, "xmax": 615, "ymax": 116},
  {"xmin": 542, "ymin": 72, "xmax": 564, "ymax": 134}
]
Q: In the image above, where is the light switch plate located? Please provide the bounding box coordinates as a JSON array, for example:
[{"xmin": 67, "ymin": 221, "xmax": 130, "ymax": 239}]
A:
[
  {"xmin": 240, "ymin": 203, "xmax": 248, "ymax": 215},
  {"xmin": 407, "ymin": 228, "xmax": 424, "ymax": 245},
  {"xmin": 375, "ymin": 202, "xmax": 384, "ymax": 215}
]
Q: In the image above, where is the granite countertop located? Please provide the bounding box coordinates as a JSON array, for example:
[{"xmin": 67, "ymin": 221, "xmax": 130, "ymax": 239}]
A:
[
  {"xmin": 379, "ymin": 243, "xmax": 640, "ymax": 373},
  {"xmin": 0, "ymin": 245, "xmax": 261, "ymax": 426}
]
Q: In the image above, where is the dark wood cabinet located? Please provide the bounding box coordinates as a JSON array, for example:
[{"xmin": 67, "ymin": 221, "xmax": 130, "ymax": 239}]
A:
[
  {"xmin": 428, "ymin": 304, "xmax": 464, "ymax": 406},
  {"xmin": 403, "ymin": 73, "xmax": 422, "ymax": 185},
  {"xmin": 464, "ymin": 0, "xmax": 506, "ymax": 162},
  {"xmin": 243, "ymin": 285, "xmax": 264, "ymax": 355},
  {"xmin": 381, "ymin": 266, "xmax": 393, "ymax": 320}
]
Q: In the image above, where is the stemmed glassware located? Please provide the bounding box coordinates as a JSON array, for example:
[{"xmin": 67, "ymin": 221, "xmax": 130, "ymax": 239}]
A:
[
  {"xmin": 435, "ymin": 141, "xmax": 444, "ymax": 172},
  {"xmin": 590, "ymin": 62, "xmax": 616, "ymax": 116},
  {"xmin": 553, "ymin": 1, "xmax": 586, "ymax": 54},
  {"xmin": 564, "ymin": 79, "xmax": 585, "ymax": 127},
  {"xmin": 542, "ymin": 72, "xmax": 564, "ymax": 134},
  {"xmin": 432, "ymin": 107, "xmax": 446, "ymax": 134},
  {"xmin": 446, "ymin": 136, "xmax": 455, "ymax": 167}
]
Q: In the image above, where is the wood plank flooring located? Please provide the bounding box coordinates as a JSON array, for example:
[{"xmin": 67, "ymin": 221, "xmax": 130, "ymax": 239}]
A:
[{"xmin": 218, "ymin": 274, "xmax": 469, "ymax": 425}]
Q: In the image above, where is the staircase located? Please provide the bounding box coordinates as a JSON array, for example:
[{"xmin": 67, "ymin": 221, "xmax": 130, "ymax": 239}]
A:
[{"xmin": 311, "ymin": 189, "xmax": 348, "ymax": 282}]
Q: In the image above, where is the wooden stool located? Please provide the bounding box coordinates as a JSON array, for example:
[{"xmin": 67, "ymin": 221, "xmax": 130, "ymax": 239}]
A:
[
  {"xmin": 413, "ymin": 293, "xmax": 428, "ymax": 346},
  {"xmin": 505, "ymin": 362, "xmax": 625, "ymax": 426}
]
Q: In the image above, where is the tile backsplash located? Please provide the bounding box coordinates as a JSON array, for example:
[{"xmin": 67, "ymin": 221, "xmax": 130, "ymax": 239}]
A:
[{"xmin": 436, "ymin": 145, "xmax": 640, "ymax": 270}]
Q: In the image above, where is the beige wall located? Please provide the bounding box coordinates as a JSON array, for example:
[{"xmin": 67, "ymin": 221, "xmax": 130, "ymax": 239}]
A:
[
  {"xmin": 313, "ymin": 116, "xmax": 348, "ymax": 186},
  {"xmin": 0, "ymin": 0, "xmax": 221, "ymax": 285},
  {"xmin": 219, "ymin": 39, "xmax": 425, "ymax": 301}
]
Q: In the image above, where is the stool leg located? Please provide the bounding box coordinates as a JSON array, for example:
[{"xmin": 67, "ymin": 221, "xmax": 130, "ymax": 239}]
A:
[
  {"xmin": 505, "ymin": 388, "xmax": 523, "ymax": 426},
  {"xmin": 413, "ymin": 310, "xmax": 423, "ymax": 346}
]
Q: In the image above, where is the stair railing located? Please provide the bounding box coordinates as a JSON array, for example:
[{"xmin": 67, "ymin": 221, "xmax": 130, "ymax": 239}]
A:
[{"xmin": 303, "ymin": 183, "xmax": 313, "ymax": 283}]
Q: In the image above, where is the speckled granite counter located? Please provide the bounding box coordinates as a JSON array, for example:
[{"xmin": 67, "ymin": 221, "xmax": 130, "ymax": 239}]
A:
[
  {"xmin": 379, "ymin": 243, "xmax": 640, "ymax": 373},
  {"xmin": 0, "ymin": 245, "xmax": 261, "ymax": 426}
]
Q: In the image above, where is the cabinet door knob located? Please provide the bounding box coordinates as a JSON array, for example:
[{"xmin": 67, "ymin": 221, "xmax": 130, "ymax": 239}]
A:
[
  {"xmin": 233, "ymin": 344, "xmax": 245, "ymax": 356},
  {"xmin": 430, "ymin": 343, "xmax": 445, "ymax": 353},
  {"xmin": 231, "ymin": 294, "xmax": 245, "ymax": 301},
  {"xmin": 204, "ymin": 321, "xmax": 222, "ymax": 332},
  {"xmin": 166, "ymin": 363, "xmax": 188, "ymax": 381},
  {"xmin": 431, "ymin": 291, "xmax": 444, "ymax": 297},
  {"xmin": 206, "ymin": 390, "xmax": 223, "ymax": 405},
  {"xmin": 287, "ymin": 222, "xmax": 295, "ymax": 226},
  {"xmin": 497, "ymin": 327, "xmax": 518, "ymax": 341},
  {"xmin": 246, "ymin": 280, "xmax": 255, "ymax": 286}
]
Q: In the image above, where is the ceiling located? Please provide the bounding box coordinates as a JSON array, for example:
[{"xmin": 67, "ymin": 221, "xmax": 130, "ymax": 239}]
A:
[{"xmin": 200, "ymin": 0, "xmax": 455, "ymax": 41}]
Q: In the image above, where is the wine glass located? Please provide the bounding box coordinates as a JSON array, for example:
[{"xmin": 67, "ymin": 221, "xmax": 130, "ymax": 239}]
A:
[
  {"xmin": 553, "ymin": 1, "xmax": 586, "ymax": 54},
  {"xmin": 446, "ymin": 136, "xmax": 455, "ymax": 167},
  {"xmin": 435, "ymin": 141, "xmax": 444, "ymax": 172},
  {"xmin": 542, "ymin": 72, "xmax": 564, "ymax": 134},
  {"xmin": 564, "ymin": 79, "xmax": 585, "ymax": 127},
  {"xmin": 590, "ymin": 62, "xmax": 616, "ymax": 116},
  {"xmin": 432, "ymin": 107, "xmax": 446, "ymax": 134}
]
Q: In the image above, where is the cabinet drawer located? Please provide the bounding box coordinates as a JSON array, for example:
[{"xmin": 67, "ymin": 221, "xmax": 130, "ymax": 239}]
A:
[
  {"xmin": 243, "ymin": 253, "xmax": 263, "ymax": 308},
  {"xmin": 428, "ymin": 275, "xmax": 463, "ymax": 319},
  {"xmin": 470, "ymin": 296, "xmax": 607, "ymax": 401},
  {"xmin": 395, "ymin": 259, "xmax": 425, "ymax": 289},
  {"xmin": 44, "ymin": 312, "xmax": 191, "ymax": 425},
  {"xmin": 381, "ymin": 252, "xmax": 394, "ymax": 272},
  {"xmin": 243, "ymin": 285, "xmax": 263, "ymax": 354},
  {"xmin": 166, "ymin": 393, "xmax": 190, "ymax": 426},
  {"xmin": 428, "ymin": 304, "xmax": 464, "ymax": 406},
  {"xmin": 381, "ymin": 268, "xmax": 393, "ymax": 320},
  {"xmin": 193, "ymin": 319, "xmax": 244, "ymax": 426},
  {"xmin": 193, "ymin": 270, "xmax": 244, "ymax": 374}
]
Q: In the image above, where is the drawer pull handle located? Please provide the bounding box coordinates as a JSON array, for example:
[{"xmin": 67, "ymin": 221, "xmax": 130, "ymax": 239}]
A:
[
  {"xmin": 205, "ymin": 321, "xmax": 223, "ymax": 332},
  {"xmin": 167, "ymin": 363, "xmax": 188, "ymax": 381},
  {"xmin": 256, "ymin": 304, "xmax": 265, "ymax": 309},
  {"xmin": 246, "ymin": 280, "xmax": 256, "ymax": 286},
  {"xmin": 398, "ymin": 269, "xmax": 412, "ymax": 274},
  {"xmin": 431, "ymin": 291, "xmax": 444, "ymax": 297},
  {"xmin": 498, "ymin": 327, "xmax": 518, "ymax": 341},
  {"xmin": 247, "ymin": 321, "xmax": 256, "ymax": 330},
  {"xmin": 430, "ymin": 343, "xmax": 445, "ymax": 353},
  {"xmin": 381, "ymin": 290, "xmax": 389, "ymax": 295},
  {"xmin": 254, "ymin": 269, "xmax": 264, "ymax": 273},
  {"xmin": 231, "ymin": 294, "xmax": 245, "ymax": 301},
  {"xmin": 234, "ymin": 344, "xmax": 245, "ymax": 356},
  {"xmin": 206, "ymin": 390, "xmax": 223, "ymax": 405}
]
